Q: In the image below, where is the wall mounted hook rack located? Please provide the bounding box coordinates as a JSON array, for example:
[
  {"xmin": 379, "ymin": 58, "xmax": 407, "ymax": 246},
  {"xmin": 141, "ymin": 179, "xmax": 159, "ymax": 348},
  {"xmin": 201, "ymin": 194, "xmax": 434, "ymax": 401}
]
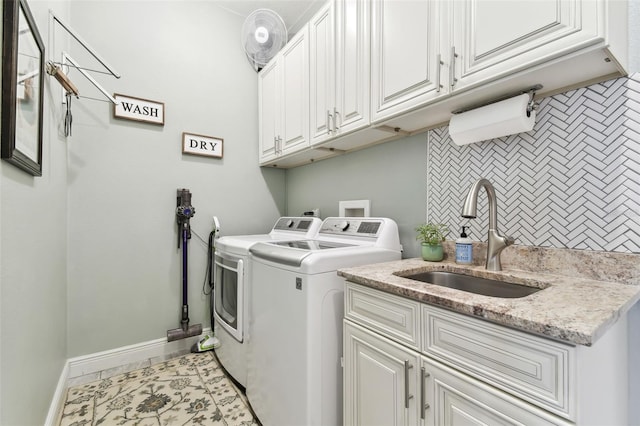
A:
[{"xmin": 48, "ymin": 10, "xmax": 120, "ymax": 105}]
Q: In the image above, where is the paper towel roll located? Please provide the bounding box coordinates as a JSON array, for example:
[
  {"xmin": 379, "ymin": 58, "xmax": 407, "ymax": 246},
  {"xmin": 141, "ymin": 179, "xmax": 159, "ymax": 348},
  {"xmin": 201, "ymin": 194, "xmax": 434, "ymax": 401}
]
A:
[{"xmin": 449, "ymin": 93, "xmax": 536, "ymax": 146}]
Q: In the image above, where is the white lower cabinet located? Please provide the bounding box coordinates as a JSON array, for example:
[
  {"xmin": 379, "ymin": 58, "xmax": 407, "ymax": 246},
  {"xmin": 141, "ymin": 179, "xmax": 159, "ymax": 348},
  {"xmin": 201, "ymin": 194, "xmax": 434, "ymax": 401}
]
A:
[
  {"xmin": 422, "ymin": 356, "xmax": 569, "ymax": 426},
  {"xmin": 343, "ymin": 281, "xmax": 633, "ymax": 426},
  {"xmin": 344, "ymin": 321, "xmax": 420, "ymax": 426},
  {"xmin": 344, "ymin": 321, "xmax": 569, "ymax": 426}
]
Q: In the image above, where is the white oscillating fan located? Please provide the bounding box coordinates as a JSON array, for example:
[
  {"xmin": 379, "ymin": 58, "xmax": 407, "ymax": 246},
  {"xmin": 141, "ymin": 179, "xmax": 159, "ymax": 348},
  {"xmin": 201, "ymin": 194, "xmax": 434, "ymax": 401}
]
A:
[{"xmin": 241, "ymin": 9, "xmax": 288, "ymax": 71}]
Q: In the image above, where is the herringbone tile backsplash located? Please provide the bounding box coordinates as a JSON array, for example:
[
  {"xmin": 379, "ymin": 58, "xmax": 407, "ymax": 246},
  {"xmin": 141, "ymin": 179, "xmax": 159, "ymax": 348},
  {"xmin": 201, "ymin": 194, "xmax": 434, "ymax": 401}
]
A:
[{"xmin": 428, "ymin": 73, "xmax": 640, "ymax": 253}]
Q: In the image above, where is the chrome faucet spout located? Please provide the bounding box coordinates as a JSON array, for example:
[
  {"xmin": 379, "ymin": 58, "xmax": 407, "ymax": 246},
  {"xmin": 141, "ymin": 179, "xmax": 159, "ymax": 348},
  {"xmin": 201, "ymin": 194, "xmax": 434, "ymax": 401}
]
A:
[{"xmin": 461, "ymin": 178, "xmax": 514, "ymax": 271}]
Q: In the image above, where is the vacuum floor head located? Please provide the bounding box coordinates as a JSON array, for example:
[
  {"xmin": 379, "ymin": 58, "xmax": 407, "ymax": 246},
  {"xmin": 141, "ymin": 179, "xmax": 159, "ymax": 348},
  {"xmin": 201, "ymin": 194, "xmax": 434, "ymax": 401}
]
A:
[{"xmin": 167, "ymin": 323, "xmax": 203, "ymax": 342}]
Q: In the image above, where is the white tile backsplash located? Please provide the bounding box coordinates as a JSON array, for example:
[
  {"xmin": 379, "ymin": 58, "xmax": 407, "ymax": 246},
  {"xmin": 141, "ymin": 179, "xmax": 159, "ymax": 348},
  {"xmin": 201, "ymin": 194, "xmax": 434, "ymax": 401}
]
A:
[{"xmin": 428, "ymin": 74, "xmax": 640, "ymax": 253}]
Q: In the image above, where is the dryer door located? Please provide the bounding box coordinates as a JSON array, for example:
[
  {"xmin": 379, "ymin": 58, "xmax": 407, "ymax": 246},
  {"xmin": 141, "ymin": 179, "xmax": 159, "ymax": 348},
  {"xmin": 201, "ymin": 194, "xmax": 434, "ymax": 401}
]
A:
[{"xmin": 213, "ymin": 252, "xmax": 244, "ymax": 342}]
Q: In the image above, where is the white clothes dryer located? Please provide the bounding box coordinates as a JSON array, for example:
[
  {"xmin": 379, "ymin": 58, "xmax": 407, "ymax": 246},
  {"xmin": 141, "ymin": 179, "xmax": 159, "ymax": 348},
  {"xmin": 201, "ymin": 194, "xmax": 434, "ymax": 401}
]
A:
[
  {"xmin": 213, "ymin": 216, "xmax": 321, "ymax": 388},
  {"xmin": 247, "ymin": 217, "xmax": 402, "ymax": 426}
]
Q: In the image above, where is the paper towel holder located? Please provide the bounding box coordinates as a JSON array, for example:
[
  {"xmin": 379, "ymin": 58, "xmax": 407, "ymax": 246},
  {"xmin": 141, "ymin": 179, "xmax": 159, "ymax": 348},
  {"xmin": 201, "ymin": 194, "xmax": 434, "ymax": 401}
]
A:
[{"xmin": 452, "ymin": 84, "xmax": 542, "ymax": 117}]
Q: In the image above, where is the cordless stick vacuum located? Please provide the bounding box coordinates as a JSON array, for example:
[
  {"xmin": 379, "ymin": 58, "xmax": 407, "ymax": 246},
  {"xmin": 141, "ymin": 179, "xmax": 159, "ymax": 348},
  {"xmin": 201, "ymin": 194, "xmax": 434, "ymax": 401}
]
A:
[{"xmin": 167, "ymin": 188, "xmax": 203, "ymax": 342}]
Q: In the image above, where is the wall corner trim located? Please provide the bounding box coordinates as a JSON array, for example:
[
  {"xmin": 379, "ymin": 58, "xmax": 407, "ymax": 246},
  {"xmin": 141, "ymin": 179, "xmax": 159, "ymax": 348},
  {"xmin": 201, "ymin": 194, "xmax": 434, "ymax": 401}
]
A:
[{"xmin": 44, "ymin": 361, "xmax": 69, "ymax": 426}]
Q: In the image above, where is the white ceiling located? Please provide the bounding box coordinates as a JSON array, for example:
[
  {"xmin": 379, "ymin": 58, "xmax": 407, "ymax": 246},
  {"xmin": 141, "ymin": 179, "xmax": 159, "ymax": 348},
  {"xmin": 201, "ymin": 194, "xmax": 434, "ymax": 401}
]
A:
[{"xmin": 216, "ymin": 0, "xmax": 325, "ymax": 38}]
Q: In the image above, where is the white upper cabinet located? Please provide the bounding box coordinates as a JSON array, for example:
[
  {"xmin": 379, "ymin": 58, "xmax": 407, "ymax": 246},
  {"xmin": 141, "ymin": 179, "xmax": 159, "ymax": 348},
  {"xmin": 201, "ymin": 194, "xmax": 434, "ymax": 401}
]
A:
[
  {"xmin": 309, "ymin": 2, "xmax": 336, "ymax": 144},
  {"xmin": 310, "ymin": 0, "xmax": 371, "ymax": 145},
  {"xmin": 372, "ymin": 0, "xmax": 628, "ymax": 130},
  {"xmin": 280, "ymin": 27, "xmax": 310, "ymax": 155},
  {"xmin": 258, "ymin": 27, "xmax": 310, "ymax": 164},
  {"xmin": 450, "ymin": 0, "xmax": 603, "ymax": 91},
  {"xmin": 334, "ymin": 0, "xmax": 371, "ymax": 136},
  {"xmin": 258, "ymin": 60, "xmax": 279, "ymax": 162},
  {"xmin": 371, "ymin": 0, "xmax": 443, "ymax": 122},
  {"xmin": 259, "ymin": 0, "xmax": 630, "ymax": 167}
]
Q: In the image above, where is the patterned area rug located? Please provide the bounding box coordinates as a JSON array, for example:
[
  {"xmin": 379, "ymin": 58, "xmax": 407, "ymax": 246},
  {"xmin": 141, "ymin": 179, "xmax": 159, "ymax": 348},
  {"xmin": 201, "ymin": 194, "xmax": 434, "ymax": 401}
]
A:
[{"xmin": 58, "ymin": 352, "xmax": 258, "ymax": 425}]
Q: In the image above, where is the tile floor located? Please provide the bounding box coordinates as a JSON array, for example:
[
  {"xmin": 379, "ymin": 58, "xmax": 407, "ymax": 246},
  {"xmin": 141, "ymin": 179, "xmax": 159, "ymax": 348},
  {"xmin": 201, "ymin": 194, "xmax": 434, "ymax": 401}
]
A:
[{"xmin": 59, "ymin": 349, "xmax": 258, "ymax": 426}]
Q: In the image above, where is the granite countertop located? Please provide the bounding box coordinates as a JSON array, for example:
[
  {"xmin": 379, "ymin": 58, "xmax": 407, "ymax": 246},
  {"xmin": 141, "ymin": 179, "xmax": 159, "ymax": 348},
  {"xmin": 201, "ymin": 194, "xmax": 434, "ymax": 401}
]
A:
[{"xmin": 338, "ymin": 256, "xmax": 640, "ymax": 346}]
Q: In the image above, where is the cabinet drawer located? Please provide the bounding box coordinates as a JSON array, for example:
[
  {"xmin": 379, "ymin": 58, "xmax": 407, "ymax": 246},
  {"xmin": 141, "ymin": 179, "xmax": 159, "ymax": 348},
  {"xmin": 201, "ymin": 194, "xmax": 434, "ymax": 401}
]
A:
[
  {"xmin": 422, "ymin": 304, "xmax": 575, "ymax": 420},
  {"xmin": 345, "ymin": 282, "xmax": 420, "ymax": 350}
]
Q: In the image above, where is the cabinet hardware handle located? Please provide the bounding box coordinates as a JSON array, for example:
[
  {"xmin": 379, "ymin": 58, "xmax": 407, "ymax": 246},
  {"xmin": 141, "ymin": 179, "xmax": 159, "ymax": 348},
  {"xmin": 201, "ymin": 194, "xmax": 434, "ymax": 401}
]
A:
[
  {"xmin": 333, "ymin": 107, "xmax": 340, "ymax": 132},
  {"xmin": 404, "ymin": 360, "xmax": 414, "ymax": 409},
  {"xmin": 436, "ymin": 54, "xmax": 443, "ymax": 93},
  {"xmin": 277, "ymin": 136, "xmax": 282, "ymax": 155},
  {"xmin": 274, "ymin": 136, "xmax": 278, "ymax": 155},
  {"xmin": 450, "ymin": 46, "xmax": 459, "ymax": 88},
  {"xmin": 327, "ymin": 110, "xmax": 333, "ymax": 135},
  {"xmin": 420, "ymin": 367, "xmax": 430, "ymax": 419}
]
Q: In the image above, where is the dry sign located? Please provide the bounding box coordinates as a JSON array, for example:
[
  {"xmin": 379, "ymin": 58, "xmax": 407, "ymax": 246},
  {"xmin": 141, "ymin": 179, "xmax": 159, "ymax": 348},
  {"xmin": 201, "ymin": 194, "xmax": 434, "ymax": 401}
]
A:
[
  {"xmin": 113, "ymin": 94, "xmax": 164, "ymax": 125},
  {"xmin": 182, "ymin": 132, "xmax": 223, "ymax": 158}
]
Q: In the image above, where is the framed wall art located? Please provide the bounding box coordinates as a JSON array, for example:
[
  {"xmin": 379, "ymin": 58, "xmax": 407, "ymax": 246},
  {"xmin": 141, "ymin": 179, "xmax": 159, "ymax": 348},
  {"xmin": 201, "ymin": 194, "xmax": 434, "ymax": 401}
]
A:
[
  {"xmin": 182, "ymin": 132, "xmax": 223, "ymax": 159},
  {"xmin": 1, "ymin": 0, "xmax": 45, "ymax": 176},
  {"xmin": 113, "ymin": 94, "xmax": 165, "ymax": 125}
]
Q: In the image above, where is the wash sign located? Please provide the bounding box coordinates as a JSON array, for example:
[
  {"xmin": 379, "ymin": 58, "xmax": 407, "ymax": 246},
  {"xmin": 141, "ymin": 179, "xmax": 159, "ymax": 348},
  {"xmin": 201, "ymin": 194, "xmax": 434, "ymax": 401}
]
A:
[
  {"xmin": 182, "ymin": 132, "xmax": 223, "ymax": 159},
  {"xmin": 113, "ymin": 94, "xmax": 165, "ymax": 125}
]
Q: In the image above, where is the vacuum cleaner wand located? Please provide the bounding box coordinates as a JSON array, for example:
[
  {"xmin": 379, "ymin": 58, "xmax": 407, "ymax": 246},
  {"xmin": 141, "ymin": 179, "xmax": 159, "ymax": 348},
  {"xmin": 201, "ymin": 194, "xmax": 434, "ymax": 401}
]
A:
[{"xmin": 168, "ymin": 188, "xmax": 203, "ymax": 342}]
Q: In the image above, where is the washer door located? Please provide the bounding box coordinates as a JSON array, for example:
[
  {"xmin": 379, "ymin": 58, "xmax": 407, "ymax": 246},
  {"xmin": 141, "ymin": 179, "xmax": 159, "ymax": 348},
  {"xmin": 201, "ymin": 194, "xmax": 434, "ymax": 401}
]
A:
[{"xmin": 213, "ymin": 252, "xmax": 244, "ymax": 342}]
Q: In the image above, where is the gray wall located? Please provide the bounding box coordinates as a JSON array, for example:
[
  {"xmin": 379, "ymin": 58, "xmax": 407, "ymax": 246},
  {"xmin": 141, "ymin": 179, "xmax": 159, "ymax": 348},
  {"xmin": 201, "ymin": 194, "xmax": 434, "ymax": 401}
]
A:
[
  {"xmin": 631, "ymin": 0, "xmax": 640, "ymax": 72},
  {"xmin": 286, "ymin": 134, "xmax": 428, "ymax": 258},
  {"xmin": 0, "ymin": 1, "xmax": 70, "ymax": 424},
  {"xmin": 2, "ymin": 1, "xmax": 285, "ymax": 423},
  {"xmin": 65, "ymin": 1, "xmax": 285, "ymax": 357}
]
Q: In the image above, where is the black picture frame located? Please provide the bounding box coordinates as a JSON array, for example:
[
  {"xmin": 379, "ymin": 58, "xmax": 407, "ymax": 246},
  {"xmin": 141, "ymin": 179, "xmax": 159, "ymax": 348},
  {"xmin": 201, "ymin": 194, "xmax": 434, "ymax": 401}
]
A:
[{"xmin": 1, "ymin": 0, "xmax": 45, "ymax": 176}]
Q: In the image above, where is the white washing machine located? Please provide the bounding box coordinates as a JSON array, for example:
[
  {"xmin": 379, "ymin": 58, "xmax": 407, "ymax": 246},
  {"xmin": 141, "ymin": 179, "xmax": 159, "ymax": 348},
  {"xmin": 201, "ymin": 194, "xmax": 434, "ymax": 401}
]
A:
[
  {"xmin": 247, "ymin": 217, "xmax": 402, "ymax": 426},
  {"xmin": 213, "ymin": 216, "xmax": 321, "ymax": 388}
]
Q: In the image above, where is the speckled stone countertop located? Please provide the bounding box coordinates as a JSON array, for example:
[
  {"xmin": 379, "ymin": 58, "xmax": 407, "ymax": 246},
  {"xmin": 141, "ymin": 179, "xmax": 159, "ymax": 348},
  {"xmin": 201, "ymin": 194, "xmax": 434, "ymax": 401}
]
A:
[{"xmin": 338, "ymin": 245, "xmax": 640, "ymax": 347}]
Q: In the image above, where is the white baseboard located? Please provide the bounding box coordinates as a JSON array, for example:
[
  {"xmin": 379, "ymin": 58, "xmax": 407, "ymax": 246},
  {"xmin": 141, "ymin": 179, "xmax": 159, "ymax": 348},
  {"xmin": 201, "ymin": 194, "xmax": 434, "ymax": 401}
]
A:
[
  {"xmin": 66, "ymin": 330, "xmax": 207, "ymax": 378},
  {"xmin": 45, "ymin": 329, "xmax": 210, "ymax": 426}
]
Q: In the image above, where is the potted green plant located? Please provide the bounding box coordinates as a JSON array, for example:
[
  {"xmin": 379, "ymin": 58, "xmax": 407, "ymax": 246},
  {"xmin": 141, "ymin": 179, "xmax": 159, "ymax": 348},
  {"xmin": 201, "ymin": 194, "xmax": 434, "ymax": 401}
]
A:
[{"xmin": 416, "ymin": 223, "xmax": 449, "ymax": 261}]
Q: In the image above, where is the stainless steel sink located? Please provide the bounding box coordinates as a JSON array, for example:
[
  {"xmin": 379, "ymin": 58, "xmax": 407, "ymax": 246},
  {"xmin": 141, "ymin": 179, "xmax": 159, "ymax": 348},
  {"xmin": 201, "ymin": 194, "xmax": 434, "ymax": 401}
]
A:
[{"xmin": 402, "ymin": 271, "xmax": 542, "ymax": 298}]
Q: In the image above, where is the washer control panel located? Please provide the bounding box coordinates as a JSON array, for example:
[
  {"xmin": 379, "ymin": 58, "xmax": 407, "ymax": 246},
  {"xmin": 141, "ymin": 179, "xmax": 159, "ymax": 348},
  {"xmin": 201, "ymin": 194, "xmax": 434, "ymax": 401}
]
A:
[{"xmin": 320, "ymin": 218, "xmax": 383, "ymax": 237}]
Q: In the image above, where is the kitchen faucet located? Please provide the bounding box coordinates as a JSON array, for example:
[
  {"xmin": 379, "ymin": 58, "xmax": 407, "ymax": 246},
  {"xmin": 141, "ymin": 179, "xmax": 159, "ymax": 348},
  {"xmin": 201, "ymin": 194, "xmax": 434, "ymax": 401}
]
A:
[{"xmin": 461, "ymin": 178, "xmax": 515, "ymax": 271}]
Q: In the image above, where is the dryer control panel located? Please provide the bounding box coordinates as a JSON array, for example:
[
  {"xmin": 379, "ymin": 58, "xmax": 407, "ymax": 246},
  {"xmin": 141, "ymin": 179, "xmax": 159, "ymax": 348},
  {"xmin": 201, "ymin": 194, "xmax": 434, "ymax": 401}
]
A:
[{"xmin": 273, "ymin": 217, "xmax": 320, "ymax": 232}]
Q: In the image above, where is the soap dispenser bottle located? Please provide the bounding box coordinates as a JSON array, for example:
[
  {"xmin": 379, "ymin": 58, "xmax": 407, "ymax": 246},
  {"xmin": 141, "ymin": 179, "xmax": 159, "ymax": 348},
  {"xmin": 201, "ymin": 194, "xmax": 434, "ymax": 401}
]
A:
[{"xmin": 455, "ymin": 226, "xmax": 473, "ymax": 264}]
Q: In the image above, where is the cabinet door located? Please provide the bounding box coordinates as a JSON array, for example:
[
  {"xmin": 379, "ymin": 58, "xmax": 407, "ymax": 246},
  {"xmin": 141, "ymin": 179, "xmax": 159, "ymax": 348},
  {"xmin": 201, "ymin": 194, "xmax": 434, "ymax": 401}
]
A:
[
  {"xmin": 450, "ymin": 0, "xmax": 601, "ymax": 91},
  {"xmin": 344, "ymin": 321, "xmax": 421, "ymax": 426},
  {"xmin": 258, "ymin": 59, "xmax": 279, "ymax": 162},
  {"xmin": 371, "ymin": 0, "xmax": 443, "ymax": 123},
  {"xmin": 280, "ymin": 26, "xmax": 310, "ymax": 155},
  {"xmin": 335, "ymin": 0, "xmax": 370, "ymax": 135},
  {"xmin": 422, "ymin": 357, "xmax": 570, "ymax": 426},
  {"xmin": 309, "ymin": 2, "xmax": 335, "ymax": 145}
]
